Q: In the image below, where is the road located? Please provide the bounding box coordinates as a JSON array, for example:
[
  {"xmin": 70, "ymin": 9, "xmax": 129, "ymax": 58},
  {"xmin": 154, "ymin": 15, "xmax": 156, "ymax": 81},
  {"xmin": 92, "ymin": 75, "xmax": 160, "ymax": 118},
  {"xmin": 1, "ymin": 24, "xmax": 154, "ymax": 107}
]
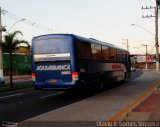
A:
[{"xmin": 0, "ymin": 70, "xmax": 143, "ymax": 122}]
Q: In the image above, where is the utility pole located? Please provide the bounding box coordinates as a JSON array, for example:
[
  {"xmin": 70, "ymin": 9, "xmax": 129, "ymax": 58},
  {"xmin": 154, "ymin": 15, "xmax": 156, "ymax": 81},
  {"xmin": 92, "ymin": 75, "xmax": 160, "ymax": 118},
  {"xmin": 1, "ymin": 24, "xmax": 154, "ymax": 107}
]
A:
[
  {"xmin": 142, "ymin": 44, "xmax": 148, "ymax": 70},
  {"xmin": 0, "ymin": 7, "xmax": 3, "ymax": 82},
  {"xmin": 155, "ymin": 2, "xmax": 159, "ymax": 71},
  {"xmin": 122, "ymin": 39, "xmax": 129, "ymax": 51},
  {"xmin": 142, "ymin": 1, "xmax": 160, "ymax": 71}
]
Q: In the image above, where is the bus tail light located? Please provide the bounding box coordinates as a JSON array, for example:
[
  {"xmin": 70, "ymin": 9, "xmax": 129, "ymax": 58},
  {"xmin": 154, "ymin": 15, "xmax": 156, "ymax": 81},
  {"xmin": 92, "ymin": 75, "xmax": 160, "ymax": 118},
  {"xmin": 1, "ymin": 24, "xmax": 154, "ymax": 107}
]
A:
[
  {"xmin": 72, "ymin": 72, "xmax": 79, "ymax": 81},
  {"xmin": 32, "ymin": 72, "xmax": 36, "ymax": 81}
]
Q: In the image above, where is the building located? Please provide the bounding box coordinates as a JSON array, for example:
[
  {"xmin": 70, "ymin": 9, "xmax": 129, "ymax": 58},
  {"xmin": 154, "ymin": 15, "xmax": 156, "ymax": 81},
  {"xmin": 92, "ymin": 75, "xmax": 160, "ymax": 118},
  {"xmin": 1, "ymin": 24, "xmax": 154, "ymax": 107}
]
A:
[
  {"xmin": 15, "ymin": 46, "xmax": 30, "ymax": 54},
  {"xmin": 130, "ymin": 54, "xmax": 157, "ymax": 69}
]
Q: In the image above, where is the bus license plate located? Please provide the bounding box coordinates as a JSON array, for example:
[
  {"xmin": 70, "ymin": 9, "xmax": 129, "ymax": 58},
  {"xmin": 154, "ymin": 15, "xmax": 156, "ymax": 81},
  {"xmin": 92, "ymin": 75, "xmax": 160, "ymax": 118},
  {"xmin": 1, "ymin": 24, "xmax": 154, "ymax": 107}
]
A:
[{"xmin": 49, "ymin": 79, "xmax": 58, "ymax": 83}]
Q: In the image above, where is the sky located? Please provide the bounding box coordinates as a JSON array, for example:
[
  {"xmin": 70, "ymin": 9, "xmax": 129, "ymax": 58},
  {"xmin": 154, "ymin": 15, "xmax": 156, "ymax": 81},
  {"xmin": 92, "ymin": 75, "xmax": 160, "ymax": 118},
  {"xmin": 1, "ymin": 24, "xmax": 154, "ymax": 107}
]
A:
[{"xmin": 0, "ymin": 0, "xmax": 158, "ymax": 54}]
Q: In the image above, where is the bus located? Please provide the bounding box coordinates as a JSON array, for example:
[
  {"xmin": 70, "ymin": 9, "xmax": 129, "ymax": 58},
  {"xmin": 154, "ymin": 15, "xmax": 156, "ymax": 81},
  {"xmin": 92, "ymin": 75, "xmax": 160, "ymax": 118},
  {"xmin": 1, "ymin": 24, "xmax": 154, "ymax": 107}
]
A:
[{"xmin": 31, "ymin": 34, "xmax": 131, "ymax": 90}]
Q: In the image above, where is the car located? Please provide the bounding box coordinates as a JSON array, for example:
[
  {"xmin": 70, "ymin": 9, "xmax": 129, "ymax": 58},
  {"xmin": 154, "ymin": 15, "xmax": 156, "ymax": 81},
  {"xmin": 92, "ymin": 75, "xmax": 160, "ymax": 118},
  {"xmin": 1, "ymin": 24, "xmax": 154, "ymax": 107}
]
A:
[{"xmin": 131, "ymin": 67, "xmax": 136, "ymax": 71}]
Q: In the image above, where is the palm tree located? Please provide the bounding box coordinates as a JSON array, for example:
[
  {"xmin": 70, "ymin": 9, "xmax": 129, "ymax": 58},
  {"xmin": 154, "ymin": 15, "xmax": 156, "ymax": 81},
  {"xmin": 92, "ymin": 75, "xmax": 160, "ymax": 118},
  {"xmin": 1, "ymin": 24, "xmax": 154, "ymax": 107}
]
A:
[{"xmin": 2, "ymin": 31, "xmax": 30, "ymax": 88}]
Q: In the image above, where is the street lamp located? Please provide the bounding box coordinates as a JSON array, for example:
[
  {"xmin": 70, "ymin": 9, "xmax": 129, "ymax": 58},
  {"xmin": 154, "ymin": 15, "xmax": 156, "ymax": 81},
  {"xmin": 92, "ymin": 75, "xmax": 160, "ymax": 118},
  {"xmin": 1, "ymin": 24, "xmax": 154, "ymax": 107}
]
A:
[
  {"xmin": 131, "ymin": 23, "xmax": 159, "ymax": 71},
  {"xmin": 5, "ymin": 18, "xmax": 25, "ymax": 34},
  {"xmin": 131, "ymin": 24, "xmax": 154, "ymax": 36},
  {"xmin": 0, "ymin": 7, "xmax": 25, "ymax": 84},
  {"xmin": 132, "ymin": 46, "xmax": 145, "ymax": 54}
]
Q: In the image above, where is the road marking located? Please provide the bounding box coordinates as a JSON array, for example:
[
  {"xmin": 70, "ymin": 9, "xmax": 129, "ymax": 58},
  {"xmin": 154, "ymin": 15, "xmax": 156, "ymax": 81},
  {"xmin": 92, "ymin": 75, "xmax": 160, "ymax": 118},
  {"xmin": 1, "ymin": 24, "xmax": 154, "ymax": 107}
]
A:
[
  {"xmin": 103, "ymin": 80, "xmax": 160, "ymax": 126},
  {"xmin": 40, "ymin": 92, "xmax": 64, "ymax": 99},
  {"xmin": 0, "ymin": 93, "xmax": 23, "ymax": 99}
]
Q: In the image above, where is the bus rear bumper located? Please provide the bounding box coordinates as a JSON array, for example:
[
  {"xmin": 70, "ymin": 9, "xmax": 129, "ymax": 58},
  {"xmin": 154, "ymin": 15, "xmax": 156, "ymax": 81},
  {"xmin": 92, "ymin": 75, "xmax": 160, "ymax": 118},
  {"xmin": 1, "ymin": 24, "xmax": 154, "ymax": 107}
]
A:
[{"xmin": 33, "ymin": 81, "xmax": 79, "ymax": 90}]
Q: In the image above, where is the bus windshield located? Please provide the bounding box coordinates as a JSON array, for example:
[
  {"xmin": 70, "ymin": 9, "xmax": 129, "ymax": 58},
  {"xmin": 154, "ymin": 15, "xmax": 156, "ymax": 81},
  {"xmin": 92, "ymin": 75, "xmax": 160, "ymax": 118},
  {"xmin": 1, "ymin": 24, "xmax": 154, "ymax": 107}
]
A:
[{"xmin": 33, "ymin": 35, "xmax": 71, "ymax": 54}]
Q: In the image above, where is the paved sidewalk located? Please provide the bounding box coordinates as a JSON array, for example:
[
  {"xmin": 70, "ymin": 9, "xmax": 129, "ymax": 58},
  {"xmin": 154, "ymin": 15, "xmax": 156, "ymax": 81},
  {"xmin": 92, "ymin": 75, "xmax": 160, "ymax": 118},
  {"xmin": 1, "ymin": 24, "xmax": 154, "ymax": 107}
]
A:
[
  {"xmin": 4, "ymin": 75, "xmax": 31, "ymax": 84},
  {"xmin": 124, "ymin": 87, "xmax": 160, "ymax": 121},
  {"xmin": 16, "ymin": 71, "xmax": 160, "ymax": 127},
  {"xmin": 21, "ymin": 72, "xmax": 160, "ymax": 124}
]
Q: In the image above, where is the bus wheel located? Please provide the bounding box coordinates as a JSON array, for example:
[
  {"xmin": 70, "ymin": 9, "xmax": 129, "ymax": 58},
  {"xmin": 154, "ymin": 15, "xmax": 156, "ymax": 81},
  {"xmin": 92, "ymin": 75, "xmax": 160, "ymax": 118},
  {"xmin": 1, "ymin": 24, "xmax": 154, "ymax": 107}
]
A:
[{"xmin": 122, "ymin": 72, "xmax": 127, "ymax": 83}]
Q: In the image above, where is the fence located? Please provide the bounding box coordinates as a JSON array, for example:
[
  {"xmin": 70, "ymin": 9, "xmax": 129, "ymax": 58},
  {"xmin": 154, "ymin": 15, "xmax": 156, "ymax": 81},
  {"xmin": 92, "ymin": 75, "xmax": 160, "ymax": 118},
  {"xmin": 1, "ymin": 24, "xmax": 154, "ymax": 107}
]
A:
[{"xmin": 3, "ymin": 54, "xmax": 31, "ymax": 76}]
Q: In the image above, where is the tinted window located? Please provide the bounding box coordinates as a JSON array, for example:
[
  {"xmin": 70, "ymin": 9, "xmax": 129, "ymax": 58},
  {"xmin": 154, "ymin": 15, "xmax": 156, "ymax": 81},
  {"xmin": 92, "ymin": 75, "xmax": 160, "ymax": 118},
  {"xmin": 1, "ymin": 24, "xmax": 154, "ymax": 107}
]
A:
[
  {"xmin": 91, "ymin": 44, "xmax": 102, "ymax": 59},
  {"xmin": 102, "ymin": 46, "xmax": 110, "ymax": 59},
  {"xmin": 109, "ymin": 48, "xmax": 116, "ymax": 60},
  {"xmin": 117, "ymin": 50, "xmax": 123, "ymax": 61},
  {"xmin": 33, "ymin": 36, "xmax": 70, "ymax": 54},
  {"xmin": 122, "ymin": 51, "xmax": 127, "ymax": 61},
  {"xmin": 78, "ymin": 41, "xmax": 92, "ymax": 58}
]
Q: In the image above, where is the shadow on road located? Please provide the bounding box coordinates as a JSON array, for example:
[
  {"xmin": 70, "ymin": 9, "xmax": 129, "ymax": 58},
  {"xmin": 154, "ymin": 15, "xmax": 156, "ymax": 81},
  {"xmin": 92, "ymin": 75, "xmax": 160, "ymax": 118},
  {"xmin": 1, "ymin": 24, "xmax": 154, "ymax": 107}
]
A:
[
  {"xmin": 130, "ymin": 70, "xmax": 143, "ymax": 81},
  {"xmin": 0, "ymin": 70, "xmax": 144, "ymax": 122}
]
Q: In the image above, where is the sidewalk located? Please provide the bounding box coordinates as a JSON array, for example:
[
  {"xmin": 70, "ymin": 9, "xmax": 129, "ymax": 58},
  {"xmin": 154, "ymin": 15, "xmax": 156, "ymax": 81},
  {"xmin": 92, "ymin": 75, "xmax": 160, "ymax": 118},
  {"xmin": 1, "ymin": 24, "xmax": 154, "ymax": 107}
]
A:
[
  {"xmin": 4, "ymin": 75, "xmax": 31, "ymax": 84},
  {"xmin": 0, "ymin": 75, "xmax": 32, "ymax": 93},
  {"xmin": 24, "ymin": 72, "xmax": 160, "ymax": 122},
  {"xmin": 124, "ymin": 87, "xmax": 160, "ymax": 121},
  {"xmin": 15, "ymin": 71, "xmax": 160, "ymax": 127}
]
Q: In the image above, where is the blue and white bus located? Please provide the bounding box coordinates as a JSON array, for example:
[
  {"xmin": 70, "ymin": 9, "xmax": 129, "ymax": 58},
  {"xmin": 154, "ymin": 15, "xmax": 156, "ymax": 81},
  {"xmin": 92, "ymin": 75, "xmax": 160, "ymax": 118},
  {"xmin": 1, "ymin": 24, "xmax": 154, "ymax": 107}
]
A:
[{"xmin": 31, "ymin": 34, "xmax": 131, "ymax": 90}]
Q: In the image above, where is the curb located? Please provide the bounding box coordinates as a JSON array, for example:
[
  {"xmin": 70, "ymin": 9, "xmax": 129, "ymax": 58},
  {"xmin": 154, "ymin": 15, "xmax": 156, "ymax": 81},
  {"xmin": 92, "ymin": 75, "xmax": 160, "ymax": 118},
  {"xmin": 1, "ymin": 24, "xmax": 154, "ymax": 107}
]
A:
[{"xmin": 106, "ymin": 80, "xmax": 160, "ymax": 122}]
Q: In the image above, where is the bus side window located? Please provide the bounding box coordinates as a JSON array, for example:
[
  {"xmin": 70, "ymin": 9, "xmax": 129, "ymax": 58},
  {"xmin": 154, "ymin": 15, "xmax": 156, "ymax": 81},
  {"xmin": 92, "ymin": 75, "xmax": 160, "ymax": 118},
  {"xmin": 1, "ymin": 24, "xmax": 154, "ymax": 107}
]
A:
[
  {"xmin": 109, "ymin": 48, "xmax": 116, "ymax": 60},
  {"xmin": 91, "ymin": 44, "xmax": 102, "ymax": 59},
  {"xmin": 78, "ymin": 41, "xmax": 92, "ymax": 58},
  {"xmin": 117, "ymin": 50, "xmax": 123, "ymax": 61},
  {"xmin": 102, "ymin": 46, "xmax": 110, "ymax": 59},
  {"xmin": 122, "ymin": 51, "xmax": 127, "ymax": 61}
]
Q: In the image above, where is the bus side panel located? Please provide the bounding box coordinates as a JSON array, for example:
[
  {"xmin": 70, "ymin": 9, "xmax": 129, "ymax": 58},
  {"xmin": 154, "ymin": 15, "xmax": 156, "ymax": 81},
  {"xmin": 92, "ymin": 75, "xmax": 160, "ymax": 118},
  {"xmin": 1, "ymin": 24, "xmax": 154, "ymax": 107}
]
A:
[
  {"xmin": 78, "ymin": 59, "xmax": 102, "ymax": 87},
  {"xmin": 77, "ymin": 59, "xmax": 129, "ymax": 88},
  {"xmin": 74, "ymin": 38, "xmax": 129, "ymax": 88}
]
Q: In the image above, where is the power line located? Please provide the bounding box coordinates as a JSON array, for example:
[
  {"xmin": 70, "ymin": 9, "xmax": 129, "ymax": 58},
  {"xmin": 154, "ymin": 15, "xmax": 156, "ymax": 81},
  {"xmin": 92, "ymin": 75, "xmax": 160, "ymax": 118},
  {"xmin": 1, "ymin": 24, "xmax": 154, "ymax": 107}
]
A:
[
  {"xmin": 150, "ymin": 0, "xmax": 152, "ymax": 6},
  {"xmin": 148, "ymin": 45, "xmax": 155, "ymax": 53},
  {"xmin": 132, "ymin": 46, "xmax": 145, "ymax": 54},
  {"xmin": 1, "ymin": 8, "xmax": 62, "ymax": 33}
]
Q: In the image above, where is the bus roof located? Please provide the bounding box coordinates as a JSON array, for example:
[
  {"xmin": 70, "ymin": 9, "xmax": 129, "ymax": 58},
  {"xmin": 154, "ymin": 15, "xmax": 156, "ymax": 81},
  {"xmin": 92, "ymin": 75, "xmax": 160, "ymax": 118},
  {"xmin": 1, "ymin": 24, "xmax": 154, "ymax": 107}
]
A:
[{"xmin": 32, "ymin": 34, "xmax": 128, "ymax": 52}]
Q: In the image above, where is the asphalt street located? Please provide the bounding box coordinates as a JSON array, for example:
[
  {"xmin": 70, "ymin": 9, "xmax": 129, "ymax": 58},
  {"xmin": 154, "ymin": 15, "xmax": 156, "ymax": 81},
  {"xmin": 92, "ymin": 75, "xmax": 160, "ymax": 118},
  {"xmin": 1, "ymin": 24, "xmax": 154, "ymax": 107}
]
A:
[{"xmin": 0, "ymin": 70, "xmax": 143, "ymax": 123}]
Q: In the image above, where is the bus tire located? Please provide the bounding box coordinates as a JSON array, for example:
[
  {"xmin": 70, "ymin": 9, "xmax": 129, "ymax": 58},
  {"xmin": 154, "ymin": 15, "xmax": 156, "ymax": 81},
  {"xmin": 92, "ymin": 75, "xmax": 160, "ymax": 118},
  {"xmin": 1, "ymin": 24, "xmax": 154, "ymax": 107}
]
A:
[{"xmin": 122, "ymin": 72, "xmax": 128, "ymax": 83}]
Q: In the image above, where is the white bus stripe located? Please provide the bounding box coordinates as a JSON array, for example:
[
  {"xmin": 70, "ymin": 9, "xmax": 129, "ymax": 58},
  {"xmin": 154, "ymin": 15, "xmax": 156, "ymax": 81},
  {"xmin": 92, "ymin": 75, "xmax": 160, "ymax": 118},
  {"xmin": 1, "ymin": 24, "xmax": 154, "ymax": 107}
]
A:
[{"xmin": 34, "ymin": 53, "xmax": 70, "ymax": 59}]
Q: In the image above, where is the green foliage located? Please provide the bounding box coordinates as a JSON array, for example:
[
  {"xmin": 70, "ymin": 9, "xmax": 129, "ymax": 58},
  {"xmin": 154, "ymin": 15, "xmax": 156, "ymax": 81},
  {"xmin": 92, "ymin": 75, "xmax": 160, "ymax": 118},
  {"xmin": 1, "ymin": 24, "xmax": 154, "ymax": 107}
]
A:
[
  {"xmin": 2, "ymin": 30, "xmax": 30, "ymax": 88},
  {"xmin": 2, "ymin": 30, "xmax": 30, "ymax": 53}
]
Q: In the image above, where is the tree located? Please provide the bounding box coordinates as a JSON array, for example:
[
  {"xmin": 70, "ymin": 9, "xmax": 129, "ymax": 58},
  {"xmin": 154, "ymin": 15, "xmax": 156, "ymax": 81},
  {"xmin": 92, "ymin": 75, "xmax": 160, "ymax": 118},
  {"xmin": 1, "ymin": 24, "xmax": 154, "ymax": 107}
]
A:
[{"xmin": 2, "ymin": 31, "xmax": 30, "ymax": 88}]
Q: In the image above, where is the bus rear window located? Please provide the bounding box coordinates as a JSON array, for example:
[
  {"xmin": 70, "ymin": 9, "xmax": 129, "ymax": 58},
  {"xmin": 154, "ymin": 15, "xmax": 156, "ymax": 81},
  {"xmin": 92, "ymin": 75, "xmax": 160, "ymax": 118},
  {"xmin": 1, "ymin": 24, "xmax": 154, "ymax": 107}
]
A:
[{"xmin": 33, "ymin": 36, "xmax": 71, "ymax": 54}]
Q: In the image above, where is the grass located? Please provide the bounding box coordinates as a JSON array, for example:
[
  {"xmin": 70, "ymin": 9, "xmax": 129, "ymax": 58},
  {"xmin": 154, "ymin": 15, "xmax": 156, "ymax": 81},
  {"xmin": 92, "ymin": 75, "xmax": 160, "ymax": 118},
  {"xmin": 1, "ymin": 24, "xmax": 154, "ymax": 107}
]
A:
[{"xmin": 0, "ymin": 82, "xmax": 33, "ymax": 93}]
